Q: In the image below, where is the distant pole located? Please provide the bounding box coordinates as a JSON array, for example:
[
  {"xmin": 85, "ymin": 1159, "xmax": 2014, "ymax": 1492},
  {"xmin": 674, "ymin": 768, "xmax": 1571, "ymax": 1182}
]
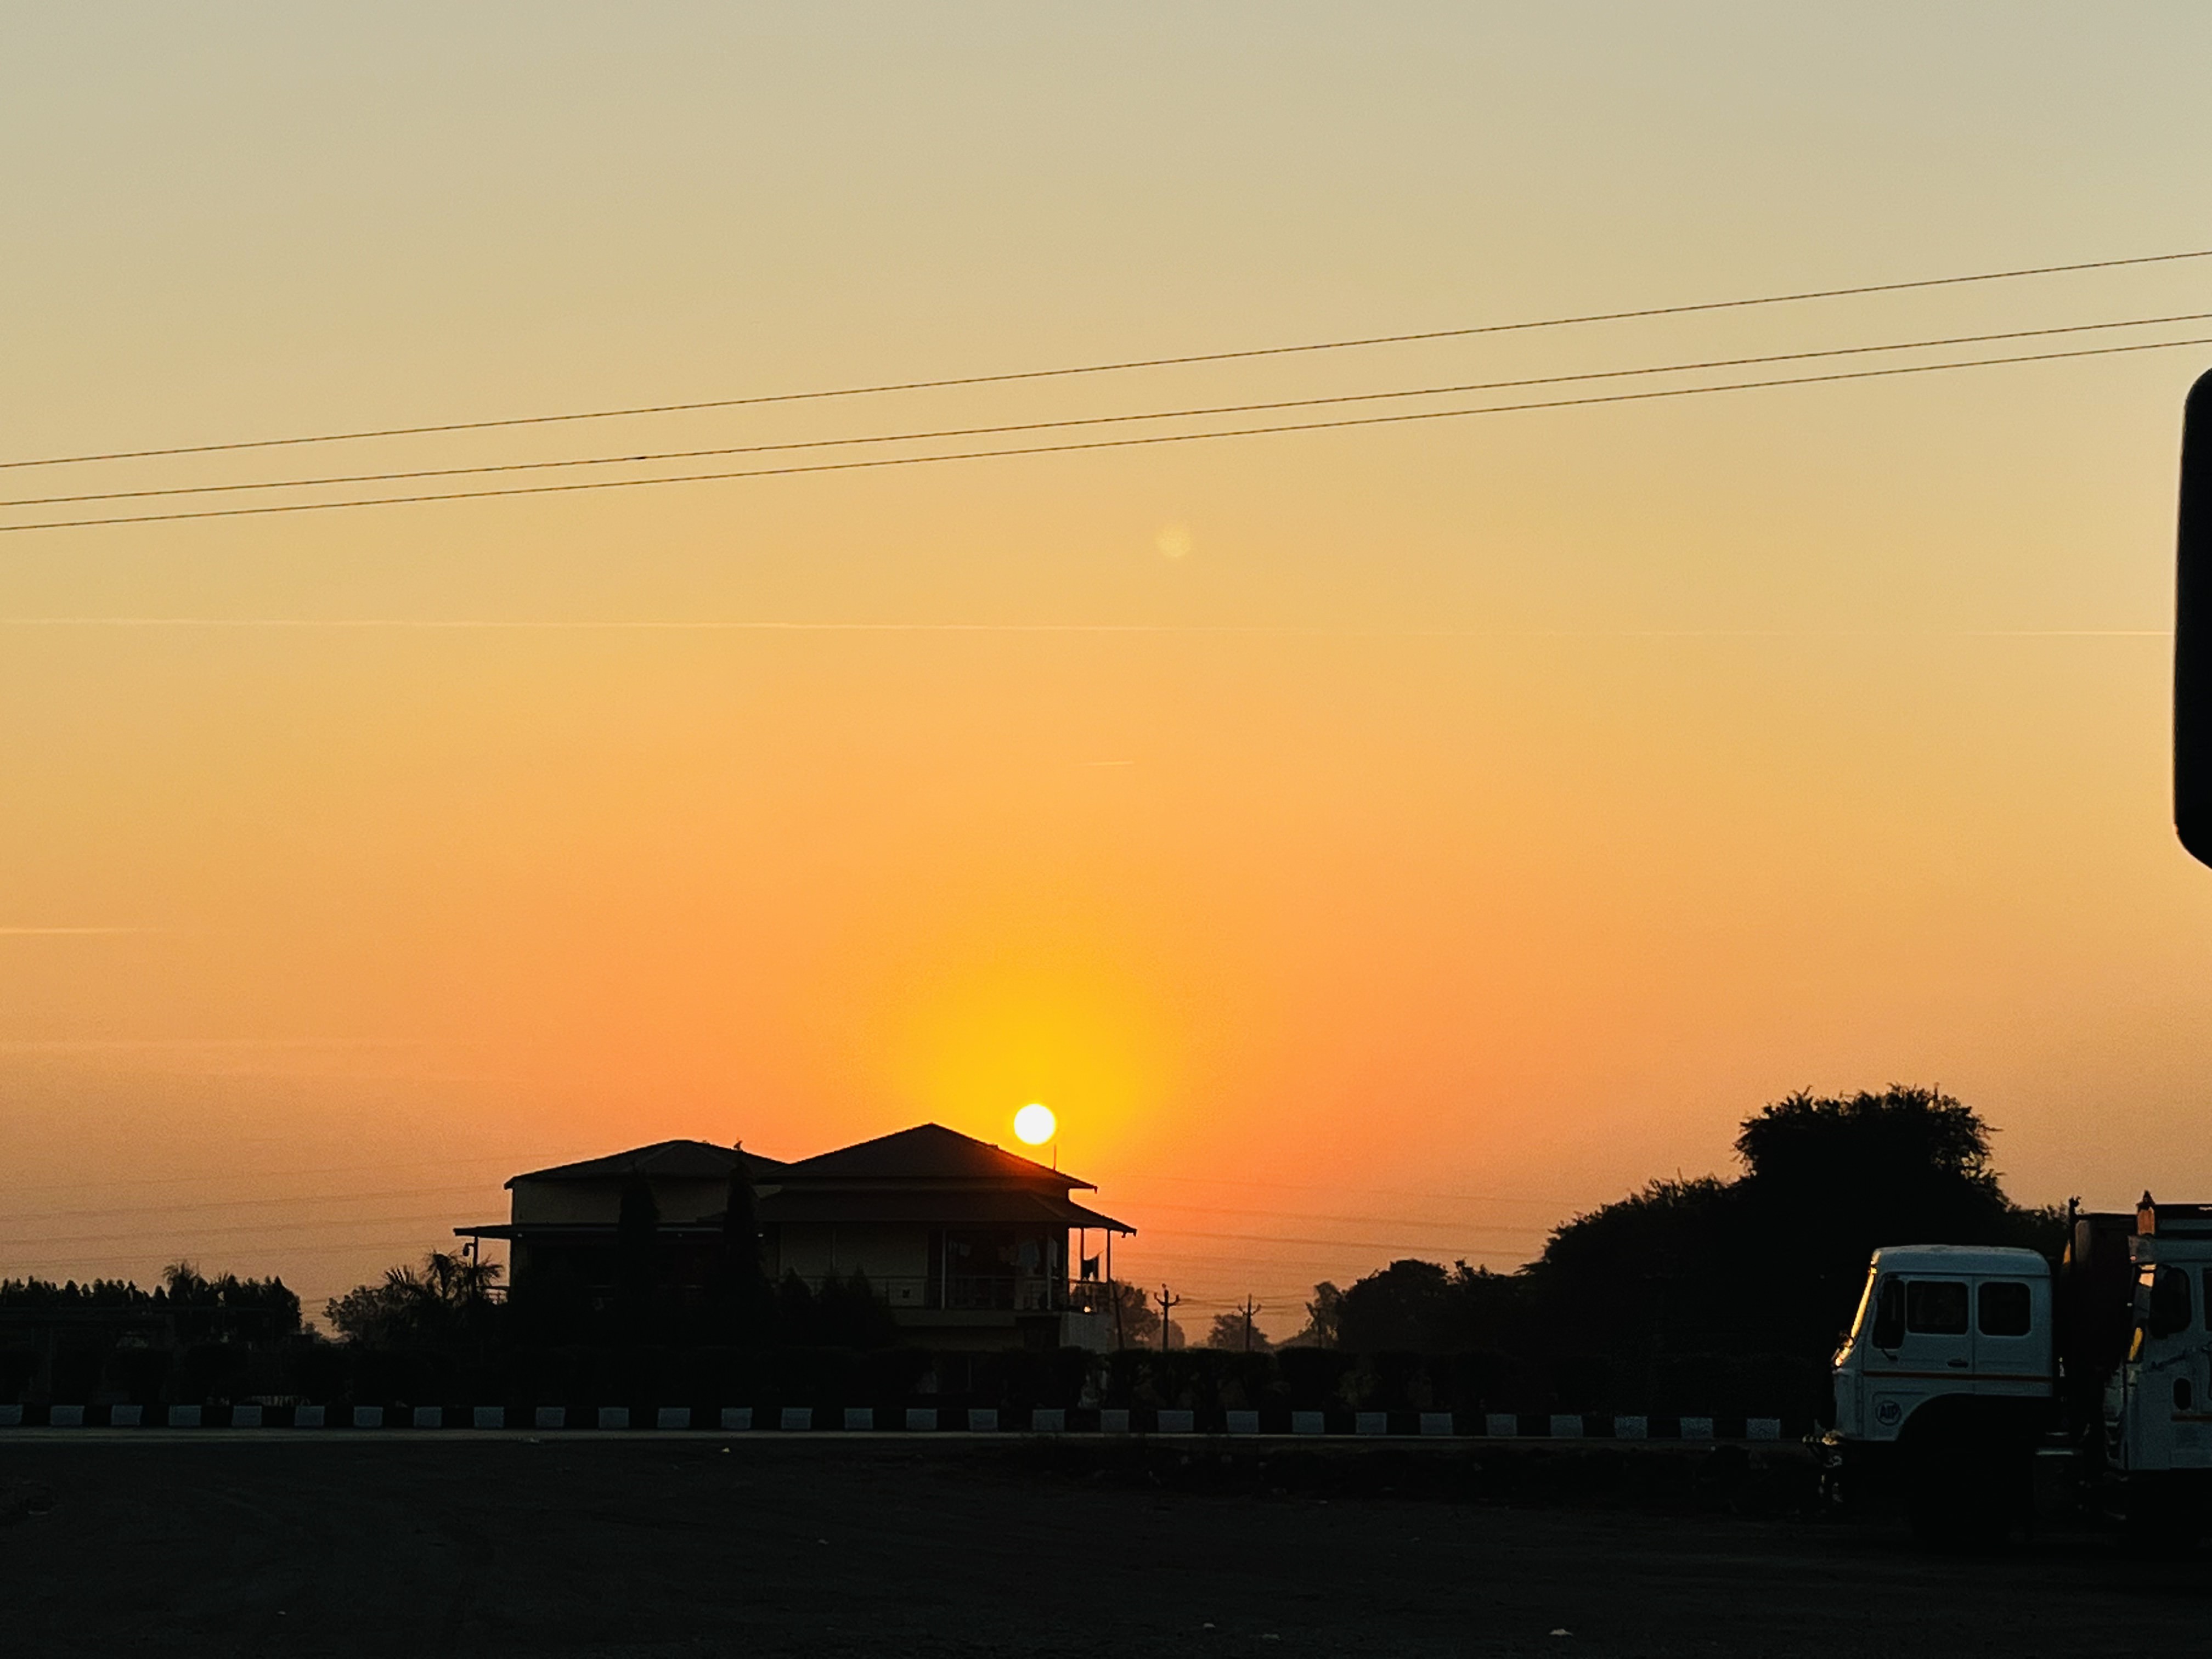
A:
[
  {"xmin": 1155, "ymin": 1284, "xmax": 1182, "ymax": 1351},
  {"xmin": 1238, "ymin": 1295, "xmax": 1261, "ymax": 1353},
  {"xmin": 1108, "ymin": 1232, "xmax": 1121, "ymax": 1347}
]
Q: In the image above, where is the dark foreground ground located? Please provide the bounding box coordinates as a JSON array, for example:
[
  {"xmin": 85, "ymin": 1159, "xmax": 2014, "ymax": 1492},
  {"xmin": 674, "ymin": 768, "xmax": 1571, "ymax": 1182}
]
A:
[{"xmin": 1, "ymin": 1436, "xmax": 2205, "ymax": 1657}]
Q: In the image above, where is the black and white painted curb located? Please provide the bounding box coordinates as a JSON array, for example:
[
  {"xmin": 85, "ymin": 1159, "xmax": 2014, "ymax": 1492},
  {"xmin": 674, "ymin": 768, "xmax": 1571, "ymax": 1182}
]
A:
[{"xmin": 0, "ymin": 1402, "xmax": 1793, "ymax": 1440}]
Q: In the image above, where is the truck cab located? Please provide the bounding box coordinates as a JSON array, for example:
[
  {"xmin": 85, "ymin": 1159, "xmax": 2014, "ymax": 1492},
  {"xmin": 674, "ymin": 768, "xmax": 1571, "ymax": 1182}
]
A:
[
  {"xmin": 1830, "ymin": 1244, "xmax": 2055, "ymax": 1447},
  {"xmin": 1823, "ymin": 1244, "xmax": 2056, "ymax": 1531},
  {"xmin": 2104, "ymin": 1200, "xmax": 2212, "ymax": 1506},
  {"xmin": 1825, "ymin": 1199, "xmax": 2212, "ymax": 1538}
]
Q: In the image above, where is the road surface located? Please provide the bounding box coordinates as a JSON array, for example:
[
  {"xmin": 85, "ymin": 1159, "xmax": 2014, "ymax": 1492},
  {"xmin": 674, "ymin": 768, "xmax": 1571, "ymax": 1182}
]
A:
[{"xmin": 0, "ymin": 1438, "xmax": 2202, "ymax": 1655}]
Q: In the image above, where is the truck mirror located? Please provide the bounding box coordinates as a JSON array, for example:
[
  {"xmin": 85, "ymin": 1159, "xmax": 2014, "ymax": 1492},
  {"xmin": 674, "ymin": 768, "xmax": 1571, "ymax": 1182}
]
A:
[{"xmin": 2175, "ymin": 368, "xmax": 2212, "ymax": 866}]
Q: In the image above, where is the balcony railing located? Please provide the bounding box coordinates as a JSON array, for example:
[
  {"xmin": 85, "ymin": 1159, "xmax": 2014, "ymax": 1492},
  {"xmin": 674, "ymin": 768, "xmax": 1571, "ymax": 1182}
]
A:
[{"xmin": 783, "ymin": 1274, "xmax": 1117, "ymax": 1315}]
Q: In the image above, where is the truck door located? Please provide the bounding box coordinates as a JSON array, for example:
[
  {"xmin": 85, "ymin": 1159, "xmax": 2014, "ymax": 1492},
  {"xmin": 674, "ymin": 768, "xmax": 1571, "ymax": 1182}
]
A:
[
  {"xmin": 1861, "ymin": 1276, "xmax": 1971, "ymax": 1432},
  {"xmin": 1971, "ymin": 1276, "xmax": 2049, "ymax": 1402},
  {"xmin": 1901, "ymin": 1278, "xmax": 1972, "ymax": 1380}
]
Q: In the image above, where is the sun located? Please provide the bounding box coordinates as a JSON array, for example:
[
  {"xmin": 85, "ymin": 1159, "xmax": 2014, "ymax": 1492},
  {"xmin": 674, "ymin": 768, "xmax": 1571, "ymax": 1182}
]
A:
[{"xmin": 1013, "ymin": 1103, "xmax": 1056, "ymax": 1146}]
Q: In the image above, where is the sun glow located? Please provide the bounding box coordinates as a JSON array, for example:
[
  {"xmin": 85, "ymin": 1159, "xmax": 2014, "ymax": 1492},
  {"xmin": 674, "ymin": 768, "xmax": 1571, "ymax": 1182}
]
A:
[{"xmin": 1013, "ymin": 1103, "xmax": 1056, "ymax": 1146}]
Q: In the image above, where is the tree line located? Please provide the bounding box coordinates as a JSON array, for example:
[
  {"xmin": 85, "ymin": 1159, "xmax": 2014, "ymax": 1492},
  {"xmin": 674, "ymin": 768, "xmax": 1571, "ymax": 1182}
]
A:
[{"xmin": 1274, "ymin": 1086, "xmax": 2060, "ymax": 1380}]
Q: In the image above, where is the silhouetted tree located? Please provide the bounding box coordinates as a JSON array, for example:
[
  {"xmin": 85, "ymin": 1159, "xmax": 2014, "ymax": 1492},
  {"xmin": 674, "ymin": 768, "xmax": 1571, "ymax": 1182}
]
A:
[
  {"xmin": 771, "ymin": 1269, "xmax": 898, "ymax": 1348},
  {"xmin": 0, "ymin": 1267, "xmax": 299, "ymax": 1342},
  {"xmin": 1282, "ymin": 1280, "xmax": 1344, "ymax": 1348},
  {"xmin": 1203, "ymin": 1310, "xmax": 1273, "ymax": 1351},
  {"xmin": 1103, "ymin": 1280, "xmax": 1161, "ymax": 1348},
  {"xmin": 324, "ymin": 1250, "xmax": 501, "ymax": 1346},
  {"xmin": 713, "ymin": 1143, "xmax": 771, "ymax": 1341},
  {"xmin": 1338, "ymin": 1260, "xmax": 1462, "ymax": 1352},
  {"xmin": 1304, "ymin": 1085, "xmax": 2062, "ymax": 1380},
  {"xmin": 616, "ymin": 1173, "xmax": 661, "ymax": 1334}
]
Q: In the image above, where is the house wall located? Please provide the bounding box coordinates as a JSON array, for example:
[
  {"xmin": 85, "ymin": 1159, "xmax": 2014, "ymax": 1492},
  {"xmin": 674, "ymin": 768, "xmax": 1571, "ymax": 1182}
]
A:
[
  {"xmin": 775, "ymin": 1223, "xmax": 932, "ymax": 1307},
  {"xmin": 511, "ymin": 1176, "xmax": 733, "ymax": 1226}
]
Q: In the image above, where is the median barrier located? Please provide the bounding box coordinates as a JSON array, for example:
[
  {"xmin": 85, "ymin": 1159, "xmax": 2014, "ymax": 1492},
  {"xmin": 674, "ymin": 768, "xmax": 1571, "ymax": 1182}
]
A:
[{"xmin": 0, "ymin": 1398, "xmax": 1807, "ymax": 1441}]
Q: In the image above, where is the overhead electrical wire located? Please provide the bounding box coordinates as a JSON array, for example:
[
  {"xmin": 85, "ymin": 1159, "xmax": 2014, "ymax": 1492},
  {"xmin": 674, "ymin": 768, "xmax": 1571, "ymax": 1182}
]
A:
[
  {"xmin": 7, "ymin": 331, "xmax": 2209, "ymax": 534},
  {"xmin": 5, "ymin": 245, "xmax": 2209, "ymax": 473},
  {"xmin": 10, "ymin": 309, "xmax": 2208, "ymax": 512}
]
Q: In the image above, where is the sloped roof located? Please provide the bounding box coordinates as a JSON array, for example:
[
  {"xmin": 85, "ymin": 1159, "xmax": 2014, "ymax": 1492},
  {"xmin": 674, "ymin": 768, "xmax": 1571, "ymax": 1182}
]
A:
[
  {"xmin": 775, "ymin": 1122, "xmax": 1093, "ymax": 1190},
  {"xmin": 506, "ymin": 1139, "xmax": 788, "ymax": 1188}
]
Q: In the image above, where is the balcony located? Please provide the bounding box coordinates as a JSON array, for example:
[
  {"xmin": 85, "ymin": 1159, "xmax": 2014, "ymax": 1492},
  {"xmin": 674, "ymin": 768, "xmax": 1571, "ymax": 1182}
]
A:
[{"xmin": 783, "ymin": 1274, "xmax": 1115, "ymax": 1314}]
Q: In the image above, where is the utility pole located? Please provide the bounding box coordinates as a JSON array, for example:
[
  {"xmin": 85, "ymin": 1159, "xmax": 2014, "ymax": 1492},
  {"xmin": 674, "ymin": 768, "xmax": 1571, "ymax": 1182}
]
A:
[
  {"xmin": 1155, "ymin": 1284, "xmax": 1182, "ymax": 1351},
  {"xmin": 1238, "ymin": 1295, "xmax": 1261, "ymax": 1353}
]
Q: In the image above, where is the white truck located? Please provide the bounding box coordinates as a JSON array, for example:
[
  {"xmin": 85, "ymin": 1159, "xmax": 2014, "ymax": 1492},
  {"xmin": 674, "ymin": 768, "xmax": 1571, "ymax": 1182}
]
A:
[{"xmin": 1821, "ymin": 1196, "xmax": 2212, "ymax": 1538}]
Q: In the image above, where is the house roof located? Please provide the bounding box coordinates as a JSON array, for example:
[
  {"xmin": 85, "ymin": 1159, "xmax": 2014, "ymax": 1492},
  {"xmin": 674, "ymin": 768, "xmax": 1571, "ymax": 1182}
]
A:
[
  {"xmin": 773, "ymin": 1122, "xmax": 1094, "ymax": 1190},
  {"xmin": 506, "ymin": 1139, "xmax": 788, "ymax": 1189}
]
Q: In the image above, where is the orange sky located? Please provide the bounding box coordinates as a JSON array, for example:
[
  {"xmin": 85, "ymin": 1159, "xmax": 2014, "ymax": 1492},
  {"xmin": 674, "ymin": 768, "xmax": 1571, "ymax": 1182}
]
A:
[{"xmin": 7, "ymin": 7, "xmax": 2212, "ymax": 1334}]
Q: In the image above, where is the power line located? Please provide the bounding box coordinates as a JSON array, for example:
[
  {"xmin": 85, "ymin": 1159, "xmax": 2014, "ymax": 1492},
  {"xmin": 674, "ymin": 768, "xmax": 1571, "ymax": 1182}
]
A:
[
  {"xmin": 0, "ymin": 1149, "xmax": 568, "ymax": 1198},
  {"xmin": 3, "ymin": 1212, "xmax": 484, "ymax": 1250},
  {"xmin": 9, "ymin": 331, "xmax": 2207, "ymax": 535},
  {"xmin": 2, "ymin": 1181, "xmax": 500, "ymax": 1226},
  {"xmin": 1141, "ymin": 1172, "xmax": 1575, "ymax": 1207},
  {"xmin": 1137, "ymin": 1200, "xmax": 1549, "ymax": 1233},
  {"xmin": 15, "ymin": 308, "xmax": 2207, "ymax": 511},
  {"xmin": 0, "ymin": 1238, "xmax": 441, "ymax": 1274},
  {"xmin": 8, "ymin": 245, "xmax": 2209, "ymax": 473}
]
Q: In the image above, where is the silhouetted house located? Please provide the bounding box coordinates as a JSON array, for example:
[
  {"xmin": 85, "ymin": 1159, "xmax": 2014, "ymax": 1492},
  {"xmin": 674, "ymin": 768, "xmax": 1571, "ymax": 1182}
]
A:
[
  {"xmin": 456, "ymin": 1139, "xmax": 787, "ymax": 1329},
  {"xmin": 459, "ymin": 1123, "xmax": 1132, "ymax": 1350}
]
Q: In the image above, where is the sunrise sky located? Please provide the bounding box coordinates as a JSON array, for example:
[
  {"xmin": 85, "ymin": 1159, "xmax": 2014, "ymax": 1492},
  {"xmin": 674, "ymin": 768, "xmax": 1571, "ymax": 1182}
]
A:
[{"xmin": 8, "ymin": 5, "xmax": 2212, "ymax": 1333}]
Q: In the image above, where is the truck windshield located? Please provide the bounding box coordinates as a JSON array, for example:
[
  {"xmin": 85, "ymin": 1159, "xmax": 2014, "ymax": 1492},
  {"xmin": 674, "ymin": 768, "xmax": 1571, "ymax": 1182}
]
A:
[{"xmin": 1846, "ymin": 1266, "xmax": 1879, "ymax": 1343}]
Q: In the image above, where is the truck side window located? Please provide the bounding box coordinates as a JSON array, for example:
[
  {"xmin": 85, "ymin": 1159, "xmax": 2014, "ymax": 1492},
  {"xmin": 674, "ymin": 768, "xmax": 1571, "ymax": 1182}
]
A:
[
  {"xmin": 1870, "ymin": 1276, "xmax": 1904, "ymax": 1347},
  {"xmin": 1905, "ymin": 1279, "xmax": 1968, "ymax": 1335},
  {"xmin": 1978, "ymin": 1280, "xmax": 2032, "ymax": 1337},
  {"xmin": 2148, "ymin": 1266, "xmax": 2193, "ymax": 1339}
]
